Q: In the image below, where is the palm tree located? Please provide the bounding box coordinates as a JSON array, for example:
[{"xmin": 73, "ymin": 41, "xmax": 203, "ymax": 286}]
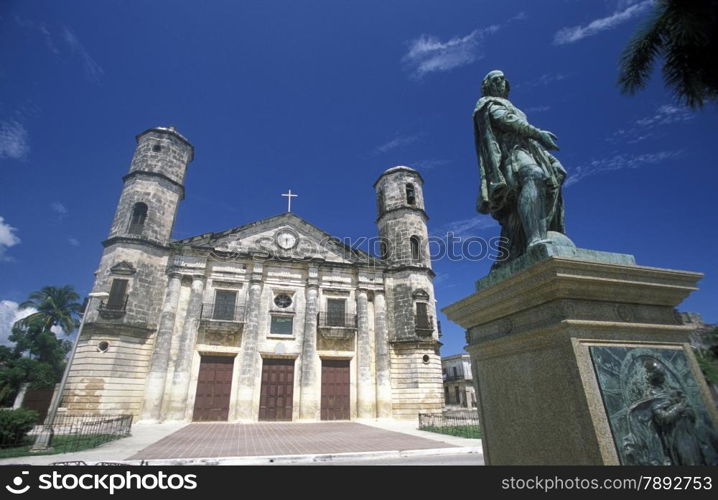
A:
[
  {"xmin": 17, "ymin": 285, "xmax": 82, "ymax": 336},
  {"xmin": 618, "ymin": 0, "xmax": 718, "ymax": 108}
]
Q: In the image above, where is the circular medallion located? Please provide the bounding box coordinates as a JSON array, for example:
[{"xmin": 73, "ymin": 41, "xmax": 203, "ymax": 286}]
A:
[
  {"xmin": 275, "ymin": 229, "xmax": 298, "ymax": 250},
  {"xmin": 274, "ymin": 294, "xmax": 293, "ymax": 308}
]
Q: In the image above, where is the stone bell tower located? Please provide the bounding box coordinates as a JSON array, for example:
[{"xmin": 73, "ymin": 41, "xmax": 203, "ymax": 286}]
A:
[
  {"xmin": 62, "ymin": 126, "xmax": 194, "ymax": 416},
  {"xmin": 374, "ymin": 166, "xmax": 443, "ymax": 418},
  {"xmin": 107, "ymin": 126, "xmax": 194, "ymax": 246},
  {"xmin": 95, "ymin": 126, "xmax": 194, "ymax": 327}
]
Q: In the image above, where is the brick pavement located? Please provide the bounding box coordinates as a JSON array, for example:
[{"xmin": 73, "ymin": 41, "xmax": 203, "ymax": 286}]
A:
[{"xmin": 129, "ymin": 422, "xmax": 456, "ymax": 460}]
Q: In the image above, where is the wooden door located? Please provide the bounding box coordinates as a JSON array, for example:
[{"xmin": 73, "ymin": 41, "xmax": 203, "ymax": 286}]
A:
[
  {"xmin": 192, "ymin": 355, "xmax": 234, "ymax": 421},
  {"xmin": 258, "ymin": 358, "xmax": 295, "ymax": 421},
  {"xmin": 321, "ymin": 359, "xmax": 350, "ymax": 420}
]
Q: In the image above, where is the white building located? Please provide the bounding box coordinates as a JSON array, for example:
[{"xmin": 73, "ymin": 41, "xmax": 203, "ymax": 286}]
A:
[{"xmin": 442, "ymin": 354, "xmax": 476, "ymax": 408}]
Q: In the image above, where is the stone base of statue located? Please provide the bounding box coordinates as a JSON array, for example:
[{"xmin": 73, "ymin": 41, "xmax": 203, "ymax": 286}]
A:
[{"xmin": 442, "ymin": 235, "xmax": 718, "ymax": 465}]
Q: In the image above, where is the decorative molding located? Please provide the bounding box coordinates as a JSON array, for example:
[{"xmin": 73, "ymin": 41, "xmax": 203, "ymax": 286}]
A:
[
  {"xmin": 122, "ymin": 171, "xmax": 185, "ymax": 199},
  {"xmin": 212, "ymin": 280, "xmax": 244, "ymax": 289},
  {"xmin": 103, "ymin": 236, "xmax": 169, "ymax": 251},
  {"xmin": 412, "ymin": 288, "xmax": 430, "ymax": 300},
  {"xmin": 110, "ymin": 261, "xmax": 137, "ymax": 276}
]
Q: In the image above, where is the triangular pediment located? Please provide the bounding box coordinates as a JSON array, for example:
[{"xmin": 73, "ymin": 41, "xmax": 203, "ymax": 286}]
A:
[{"xmin": 177, "ymin": 213, "xmax": 378, "ymax": 265}]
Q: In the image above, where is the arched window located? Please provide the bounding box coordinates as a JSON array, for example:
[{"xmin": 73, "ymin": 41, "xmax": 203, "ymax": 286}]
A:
[
  {"xmin": 376, "ymin": 188, "xmax": 385, "ymax": 215},
  {"xmin": 380, "ymin": 241, "xmax": 388, "ymax": 260},
  {"xmin": 410, "ymin": 235, "xmax": 420, "ymax": 261},
  {"xmin": 129, "ymin": 202, "xmax": 148, "ymax": 235},
  {"xmin": 406, "ymin": 183, "xmax": 416, "ymax": 205}
]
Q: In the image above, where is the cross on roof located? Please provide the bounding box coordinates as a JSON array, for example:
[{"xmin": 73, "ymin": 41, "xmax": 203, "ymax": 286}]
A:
[{"xmin": 281, "ymin": 189, "xmax": 298, "ymax": 212}]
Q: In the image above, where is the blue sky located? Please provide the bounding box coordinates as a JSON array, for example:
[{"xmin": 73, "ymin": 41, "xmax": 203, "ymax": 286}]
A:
[{"xmin": 0, "ymin": 0, "xmax": 716, "ymax": 356}]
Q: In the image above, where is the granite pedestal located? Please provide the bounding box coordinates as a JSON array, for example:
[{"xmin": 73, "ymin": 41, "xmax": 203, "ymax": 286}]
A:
[{"xmin": 443, "ymin": 242, "xmax": 718, "ymax": 465}]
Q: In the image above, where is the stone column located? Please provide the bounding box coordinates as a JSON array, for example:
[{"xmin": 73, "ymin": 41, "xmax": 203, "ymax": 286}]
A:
[
  {"xmin": 236, "ymin": 263, "xmax": 264, "ymax": 420},
  {"xmin": 166, "ymin": 274, "xmax": 204, "ymax": 420},
  {"xmin": 141, "ymin": 272, "xmax": 182, "ymax": 421},
  {"xmin": 12, "ymin": 383, "xmax": 29, "ymax": 409},
  {"xmin": 373, "ymin": 290, "xmax": 393, "ymax": 418},
  {"xmin": 299, "ymin": 267, "xmax": 320, "ymax": 420},
  {"xmin": 356, "ymin": 288, "xmax": 375, "ymax": 418}
]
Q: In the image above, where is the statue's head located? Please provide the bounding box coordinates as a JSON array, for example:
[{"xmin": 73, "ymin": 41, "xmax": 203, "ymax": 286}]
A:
[
  {"xmin": 482, "ymin": 70, "xmax": 510, "ymax": 98},
  {"xmin": 644, "ymin": 359, "xmax": 666, "ymax": 386}
]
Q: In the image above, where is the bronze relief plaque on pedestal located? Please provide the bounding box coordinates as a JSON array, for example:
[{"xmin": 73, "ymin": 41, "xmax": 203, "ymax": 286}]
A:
[{"xmin": 590, "ymin": 346, "xmax": 718, "ymax": 465}]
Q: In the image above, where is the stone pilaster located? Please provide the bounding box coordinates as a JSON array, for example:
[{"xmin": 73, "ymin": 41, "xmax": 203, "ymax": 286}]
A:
[
  {"xmin": 165, "ymin": 274, "xmax": 204, "ymax": 420},
  {"xmin": 236, "ymin": 262, "xmax": 264, "ymax": 420},
  {"xmin": 141, "ymin": 271, "xmax": 182, "ymax": 421},
  {"xmin": 356, "ymin": 288, "xmax": 376, "ymax": 418},
  {"xmin": 299, "ymin": 266, "xmax": 320, "ymax": 420},
  {"xmin": 373, "ymin": 290, "xmax": 393, "ymax": 418}
]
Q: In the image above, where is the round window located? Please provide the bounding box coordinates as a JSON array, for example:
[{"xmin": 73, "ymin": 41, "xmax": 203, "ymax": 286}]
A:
[
  {"xmin": 422, "ymin": 354, "xmax": 430, "ymax": 364},
  {"xmin": 98, "ymin": 341, "xmax": 110, "ymax": 353},
  {"xmin": 274, "ymin": 294, "xmax": 292, "ymax": 308}
]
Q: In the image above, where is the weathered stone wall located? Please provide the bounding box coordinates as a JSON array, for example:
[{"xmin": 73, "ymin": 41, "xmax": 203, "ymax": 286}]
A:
[
  {"xmin": 129, "ymin": 128, "xmax": 193, "ymax": 186},
  {"xmin": 376, "ymin": 167, "xmax": 425, "ymax": 214},
  {"xmin": 63, "ymin": 324, "xmax": 154, "ymax": 415},
  {"xmin": 389, "ymin": 343, "xmax": 444, "ymax": 418},
  {"xmin": 375, "ymin": 166, "xmax": 430, "ymax": 268},
  {"xmin": 90, "ymin": 244, "xmax": 170, "ymax": 328},
  {"xmin": 383, "ymin": 269, "xmax": 439, "ymax": 342},
  {"xmin": 374, "ymin": 166, "xmax": 444, "ymax": 418},
  {"xmin": 108, "ymin": 175, "xmax": 183, "ymax": 245},
  {"xmin": 64, "ymin": 127, "xmax": 192, "ymax": 417}
]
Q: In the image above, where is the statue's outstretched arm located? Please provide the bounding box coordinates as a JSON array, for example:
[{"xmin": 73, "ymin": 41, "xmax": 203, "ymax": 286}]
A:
[
  {"xmin": 490, "ymin": 105, "xmax": 559, "ymax": 150},
  {"xmin": 490, "ymin": 105, "xmax": 542, "ymax": 138}
]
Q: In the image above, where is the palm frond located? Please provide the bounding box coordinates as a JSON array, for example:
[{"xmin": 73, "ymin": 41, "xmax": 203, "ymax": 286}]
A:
[{"xmin": 618, "ymin": 7, "xmax": 667, "ymax": 94}]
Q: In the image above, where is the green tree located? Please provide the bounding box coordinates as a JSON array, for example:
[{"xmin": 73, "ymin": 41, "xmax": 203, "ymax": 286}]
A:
[
  {"xmin": 17, "ymin": 285, "xmax": 82, "ymax": 336},
  {"xmin": 694, "ymin": 326, "xmax": 718, "ymax": 386},
  {"xmin": 0, "ymin": 285, "xmax": 81, "ymax": 404},
  {"xmin": 618, "ymin": 0, "xmax": 718, "ymax": 108}
]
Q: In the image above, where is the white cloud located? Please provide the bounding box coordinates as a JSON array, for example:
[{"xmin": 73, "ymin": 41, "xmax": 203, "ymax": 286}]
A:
[
  {"xmin": 375, "ymin": 134, "xmax": 420, "ymax": 154},
  {"xmin": 0, "ymin": 217, "xmax": 21, "ymax": 262},
  {"xmin": 62, "ymin": 26, "xmax": 104, "ymax": 83},
  {"xmin": 403, "ymin": 26, "xmax": 499, "ymax": 79},
  {"xmin": 0, "ymin": 120, "xmax": 30, "ymax": 160},
  {"xmin": 0, "ymin": 301, "xmax": 36, "ymax": 346},
  {"xmin": 39, "ymin": 24, "xmax": 60, "ymax": 54},
  {"xmin": 635, "ymin": 104, "xmax": 694, "ymax": 127},
  {"xmin": 433, "ymin": 216, "xmax": 498, "ymax": 238},
  {"xmin": 519, "ymin": 73, "xmax": 569, "ymax": 89},
  {"xmin": 565, "ymin": 150, "xmax": 680, "ymax": 187},
  {"xmin": 412, "ymin": 159, "xmax": 452, "ymax": 170},
  {"xmin": 51, "ymin": 202, "xmax": 68, "ymax": 218},
  {"xmin": 402, "ymin": 11, "xmax": 527, "ymax": 79},
  {"xmin": 609, "ymin": 104, "xmax": 694, "ymax": 144},
  {"xmin": 553, "ymin": 0, "xmax": 653, "ymax": 45},
  {"xmin": 14, "ymin": 16, "xmax": 59, "ymax": 54},
  {"xmin": 68, "ymin": 237, "xmax": 80, "ymax": 247},
  {"xmin": 50, "ymin": 324, "xmax": 66, "ymax": 337}
]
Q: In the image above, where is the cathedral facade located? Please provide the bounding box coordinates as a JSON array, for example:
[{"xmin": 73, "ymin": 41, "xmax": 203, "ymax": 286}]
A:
[{"xmin": 63, "ymin": 126, "xmax": 444, "ymax": 422}]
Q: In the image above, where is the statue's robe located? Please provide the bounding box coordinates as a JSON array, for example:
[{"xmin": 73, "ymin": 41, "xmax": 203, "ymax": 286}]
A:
[{"xmin": 472, "ymin": 96, "xmax": 566, "ymax": 264}]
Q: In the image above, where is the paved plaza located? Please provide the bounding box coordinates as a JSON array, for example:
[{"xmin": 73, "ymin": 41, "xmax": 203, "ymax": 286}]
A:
[
  {"xmin": 0, "ymin": 420, "xmax": 482, "ymax": 465},
  {"xmin": 129, "ymin": 422, "xmax": 456, "ymax": 460}
]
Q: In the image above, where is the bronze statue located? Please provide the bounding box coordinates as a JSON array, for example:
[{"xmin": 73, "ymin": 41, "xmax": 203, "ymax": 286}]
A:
[{"xmin": 473, "ymin": 70, "xmax": 567, "ymax": 265}]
